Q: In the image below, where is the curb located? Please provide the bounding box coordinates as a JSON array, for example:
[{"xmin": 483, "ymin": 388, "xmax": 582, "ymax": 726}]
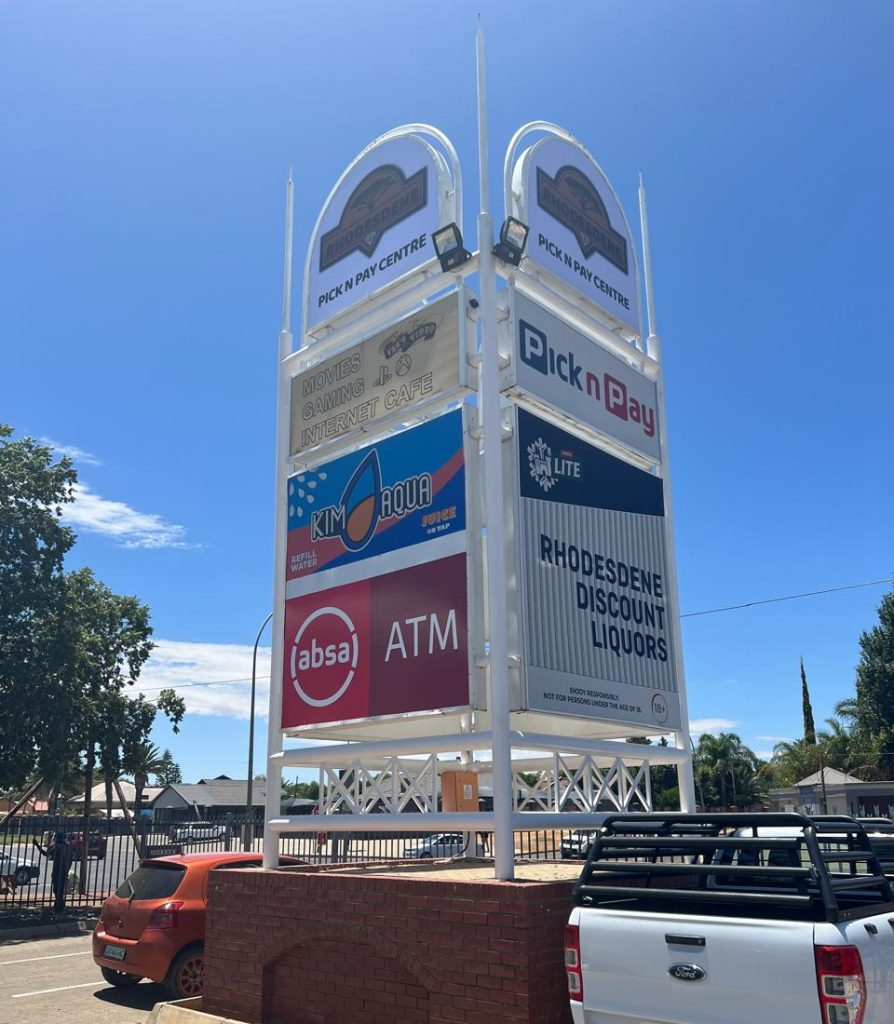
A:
[{"xmin": 0, "ymin": 916, "xmax": 99, "ymax": 942}]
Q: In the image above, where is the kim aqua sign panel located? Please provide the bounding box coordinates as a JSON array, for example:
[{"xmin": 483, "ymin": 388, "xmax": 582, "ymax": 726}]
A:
[
  {"xmin": 515, "ymin": 407, "xmax": 681, "ymax": 732},
  {"xmin": 285, "ymin": 408, "xmax": 466, "ymax": 588}
]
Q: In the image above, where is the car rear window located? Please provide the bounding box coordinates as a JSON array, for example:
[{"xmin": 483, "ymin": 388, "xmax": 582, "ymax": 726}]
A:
[{"xmin": 116, "ymin": 863, "xmax": 186, "ymax": 900}]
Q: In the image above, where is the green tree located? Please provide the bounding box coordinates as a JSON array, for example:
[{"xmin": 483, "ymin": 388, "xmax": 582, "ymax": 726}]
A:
[
  {"xmin": 853, "ymin": 588, "xmax": 894, "ymax": 779},
  {"xmin": 693, "ymin": 733, "xmax": 761, "ymax": 808},
  {"xmin": 626, "ymin": 736, "xmax": 679, "ymax": 809},
  {"xmin": 283, "ymin": 780, "xmax": 320, "ymax": 802},
  {"xmin": 155, "ymin": 750, "xmax": 182, "ymax": 786},
  {"xmin": 801, "ymin": 657, "xmax": 816, "ymax": 745},
  {"xmin": 124, "ymin": 741, "xmax": 167, "ymax": 814},
  {"xmin": 0, "ymin": 426, "xmax": 185, "ymax": 795},
  {"xmin": 0, "ymin": 426, "xmax": 76, "ymax": 789}
]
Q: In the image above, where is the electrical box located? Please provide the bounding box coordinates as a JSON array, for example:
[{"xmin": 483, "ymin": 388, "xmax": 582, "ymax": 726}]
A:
[{"xmin": 441, "ymin": 771, "xmax": 479, "ymax": 812}]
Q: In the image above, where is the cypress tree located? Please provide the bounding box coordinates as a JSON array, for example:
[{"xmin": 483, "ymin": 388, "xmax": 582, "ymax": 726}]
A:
[{"xmin": 801, "ymin": 657, "xmax": 816, "ymax": 745}]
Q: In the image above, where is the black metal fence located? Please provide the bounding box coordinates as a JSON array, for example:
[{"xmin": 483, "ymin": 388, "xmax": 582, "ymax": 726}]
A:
[{"xmin": 1, "ymin": 811, "xmax": 588, "ymax": 911}]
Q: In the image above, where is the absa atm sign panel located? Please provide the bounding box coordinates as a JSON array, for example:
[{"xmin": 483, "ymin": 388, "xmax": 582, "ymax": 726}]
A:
[
  {"xmin": 516, "ymin": 408, "xmax": 681, "ymax": 732},
  {"xmin": 281, "ymin": 553, "xmax": 469, "ymax": 728}
]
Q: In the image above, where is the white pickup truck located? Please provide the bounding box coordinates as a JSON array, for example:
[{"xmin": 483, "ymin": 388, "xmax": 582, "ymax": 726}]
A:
[{"xmin": 565, "ymin": 813, "xmax": 894, "ymax": 1024}]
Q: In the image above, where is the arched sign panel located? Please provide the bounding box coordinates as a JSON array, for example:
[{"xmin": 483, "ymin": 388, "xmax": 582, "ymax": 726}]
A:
[
  {"xmin": 510, "ymin": 136, "xmax": 641, "ymax": 338},
  {"xmin": 305, "ymin": 132, "xmax": 455, "ymax": 334}
]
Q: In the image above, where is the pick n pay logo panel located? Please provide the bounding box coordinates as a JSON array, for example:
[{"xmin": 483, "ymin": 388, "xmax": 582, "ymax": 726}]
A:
[
  {"xmin": 286, "ymin": 409, "xmax": 465, "ymax": 582},
  {"xmin": 512, "ymin": 291, "xmax": 660, "ymax": 461}
]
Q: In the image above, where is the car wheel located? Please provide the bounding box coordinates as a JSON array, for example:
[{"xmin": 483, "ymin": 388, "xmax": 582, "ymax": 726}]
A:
[
  {"xmin": 14, "ymin": 867, "xmax": 31, "ymax": 886},
  {"xmin": 420, "ymin": 852, "xmax": 432, "ymax": 859},
  {"xmin": 101, "ymin": 967, "xmax": 141, "ymax": 987},
  {"xmin": 165, "ymin": 945, "xmax": 205, "ymax": 1000}
]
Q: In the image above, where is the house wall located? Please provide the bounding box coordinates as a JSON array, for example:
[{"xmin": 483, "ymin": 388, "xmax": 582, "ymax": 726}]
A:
[{"xmin": 203, "ymin": 864, "xmax": 575, "ymax": 1024}]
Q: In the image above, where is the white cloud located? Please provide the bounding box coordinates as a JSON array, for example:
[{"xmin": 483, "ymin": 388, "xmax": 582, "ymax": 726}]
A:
[
  {"xmin": 755, "ymin": 735, "xmax": 792, "ymax": 744},
  {"xmin": 137, "ymin": 639, "xmax": 271, "ymax": 719},
  {"xmin": 64, "ymin": 482, "xmax": 195, "ymax": 549},
  {"xmin": 689, "ymin": 717, "xmax": 739, "ymax": 736},
  {"xmin": 40, "ymin": 438, "xmax": 102, "ymax": 466}
]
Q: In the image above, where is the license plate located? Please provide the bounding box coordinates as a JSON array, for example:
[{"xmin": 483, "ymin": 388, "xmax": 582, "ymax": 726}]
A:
[{"xmin": 104, "ymin": 945, "xmax": 126, "ymax": 962}]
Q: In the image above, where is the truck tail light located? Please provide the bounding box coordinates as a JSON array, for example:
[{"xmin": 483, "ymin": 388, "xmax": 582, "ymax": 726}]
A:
[
  {"xmin": 146, "ymin": 901, "xmax": 184, "ymax": 930},
  {"xmin": 565, "ymin": 924, "xmax": 583, "ymax": 1002},
  {"xmin": 815, "ymin": 945, "xmax": 866, "ymax": 1024}
]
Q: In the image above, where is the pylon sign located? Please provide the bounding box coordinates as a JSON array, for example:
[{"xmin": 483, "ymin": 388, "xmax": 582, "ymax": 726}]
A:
[
  {"xmin": 508, "ymin": 135, "xmax": 641, "ymax": 338},
  {"xmin": 511, "ymin": 407, "xmax": 681, "ymax": 732},
  {"xmin": 305, "ymin": 131, "xmax": 456, "ymax": 333}
]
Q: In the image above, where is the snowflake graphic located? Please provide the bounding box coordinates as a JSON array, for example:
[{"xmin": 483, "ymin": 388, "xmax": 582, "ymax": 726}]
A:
[{"xmin": 527, "ymin": 438, "xmax": 556, "ymax": 492}]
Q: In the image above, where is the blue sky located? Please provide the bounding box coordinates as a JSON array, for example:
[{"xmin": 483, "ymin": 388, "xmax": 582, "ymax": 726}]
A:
[{"xmin": 2, "ymin": 1, "xmax": 892, "ymax": 783}]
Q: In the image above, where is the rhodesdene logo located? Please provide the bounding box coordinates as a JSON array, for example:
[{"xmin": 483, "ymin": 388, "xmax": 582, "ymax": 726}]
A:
[
  {"xmin": 311, "ymin": 448, "xmax": 433, "ymax": 551},
  {"xmin": 536, "ymin": 164, "xmax": 628, "ymax": 273},
  {"xmin": 319, "ymin": 164, "xmax": 428, "ymax": 272},
  {"xmin": 519, "ymin": 319, "xmax": 656, "ymax": 440},
  {"xmin": 527, "ymin": 437, "xmax": 581, "ymax": 493},
  {"xmin": 289, "ymin": 606, "xmax": 359, "ymax": 708}
]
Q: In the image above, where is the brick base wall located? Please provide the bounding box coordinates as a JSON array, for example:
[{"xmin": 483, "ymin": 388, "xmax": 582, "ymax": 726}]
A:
[{"xmin": 203, "ymin": 864, "xmax": 574, "ymax": 1024}]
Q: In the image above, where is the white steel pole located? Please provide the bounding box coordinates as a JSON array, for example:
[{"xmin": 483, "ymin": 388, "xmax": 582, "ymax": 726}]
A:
[
  {"xmin": 264, "ymin": 169, "xmax": 295, "ymax": 868},
  {"xmin": 477, "ymin": 21, "xmax": 514, "ymax": 880},
  {"xmin": 638, "ymin": 172, "xmax": 696, "ymax": 811}
]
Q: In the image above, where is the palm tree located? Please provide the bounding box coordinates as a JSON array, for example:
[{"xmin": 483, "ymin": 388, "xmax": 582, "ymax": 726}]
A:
[
  {"xmin": 123, "ymin": 741, "xmax": 166, "ymax": 817},
  {"xmin": 693, "ymin": 733, "xmax": 757, "ymax": 808}
]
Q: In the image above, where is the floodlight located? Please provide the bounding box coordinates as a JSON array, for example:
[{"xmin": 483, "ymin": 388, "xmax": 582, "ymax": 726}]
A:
[
  {"xmin": 433, "ymin": 223, "xmax": 471, "ymax": 273},
  {"xmin": 493, "ymin": 217, "xmax": 529, "ymax": 267}
]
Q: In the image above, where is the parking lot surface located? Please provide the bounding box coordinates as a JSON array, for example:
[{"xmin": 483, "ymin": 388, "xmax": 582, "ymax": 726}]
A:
[{"xmin": 0, "ymin": 932, "xmax": 163, "ymax": 1024}]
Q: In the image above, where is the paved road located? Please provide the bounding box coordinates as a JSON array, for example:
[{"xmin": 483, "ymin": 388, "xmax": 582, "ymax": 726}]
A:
[{"xmin": 0, "ymin": 932, "xmax": 165, "ymax": 1024}]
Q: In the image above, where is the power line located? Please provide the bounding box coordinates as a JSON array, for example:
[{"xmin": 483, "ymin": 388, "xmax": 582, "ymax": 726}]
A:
[
  {"xmin": 681, "ymin": 577, "xmax": 894, "ymax": 619},
  {"xmin": 133, "ymin": 576, "xmax": 894, "ymax": 692}
]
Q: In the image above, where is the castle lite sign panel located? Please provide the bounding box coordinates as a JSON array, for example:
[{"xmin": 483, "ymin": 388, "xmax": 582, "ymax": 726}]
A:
[{"xmin": 514, "ymin": 407, "xmax": 681, "ymax": 732}]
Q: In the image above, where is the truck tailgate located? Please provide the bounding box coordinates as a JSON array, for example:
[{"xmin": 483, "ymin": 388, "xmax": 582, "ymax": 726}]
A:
[{"xmin": 570, "ymin": 907, "xmax": 820, "ymax": 1024}]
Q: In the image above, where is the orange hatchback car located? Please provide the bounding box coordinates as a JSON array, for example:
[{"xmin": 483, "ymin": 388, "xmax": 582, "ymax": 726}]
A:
[{"xmin": 93, "ymin": 851, "xmax": 301, "ymax": 999}]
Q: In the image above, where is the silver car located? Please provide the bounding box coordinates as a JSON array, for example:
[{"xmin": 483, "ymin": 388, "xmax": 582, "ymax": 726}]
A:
[
  {"xmin": 0, "ymin": 850, "xmax": 40, "ymax": 886},
  {"xmin": 402, "ymin": 833, "xmax": 482, "ymax": 859}
]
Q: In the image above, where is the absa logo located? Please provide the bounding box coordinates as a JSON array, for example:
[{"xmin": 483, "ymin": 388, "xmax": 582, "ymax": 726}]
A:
[{"xmin": 289, "ymin": 606, "xmax": 359, "ymax": 708}]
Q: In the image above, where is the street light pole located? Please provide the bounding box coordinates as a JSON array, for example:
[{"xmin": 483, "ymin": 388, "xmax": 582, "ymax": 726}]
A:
[{"xmin": 244, "ymin": 611, "xmax": 274, "ymax": 851}]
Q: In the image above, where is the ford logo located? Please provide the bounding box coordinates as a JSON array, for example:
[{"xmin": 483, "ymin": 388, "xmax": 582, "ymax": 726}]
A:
[{"xmin": 669, "ymin": 963, "xmax": 706, "ymax": 982}]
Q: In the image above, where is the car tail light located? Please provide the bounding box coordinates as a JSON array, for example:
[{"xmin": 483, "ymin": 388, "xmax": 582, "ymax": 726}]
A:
[
  {"xmin": 565, "ymin": 924, "xmax": 583, "ymax": 1002},
  {"xmin": 146, "ymin": 901, "xmax": 184, "ymax": 930},
  {"xmin": 815, "ymin": 945, "xmax": 865, "ymax": 1024}
]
